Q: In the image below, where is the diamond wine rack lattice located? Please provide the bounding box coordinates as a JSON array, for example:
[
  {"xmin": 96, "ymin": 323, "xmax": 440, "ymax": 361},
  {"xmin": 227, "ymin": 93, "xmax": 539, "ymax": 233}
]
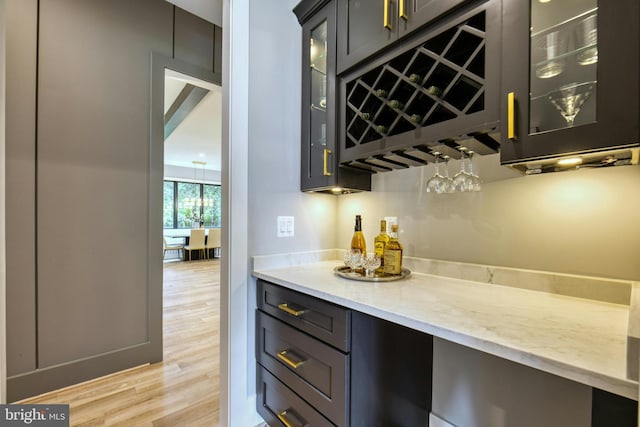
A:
[{"xmin": 340, "ymin": 6, "xmax": 501, "ymax": 173}]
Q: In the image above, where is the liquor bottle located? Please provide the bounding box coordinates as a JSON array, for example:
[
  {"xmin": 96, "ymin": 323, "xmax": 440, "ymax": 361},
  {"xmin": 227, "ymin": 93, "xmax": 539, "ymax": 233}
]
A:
[
  {"xmin": 350, "ymin": 215, "xmax": 366, "ymax": 256},
  {"xmin": 373, "ymin": 219, "xmax": 390, "ymax": 274},
  {"xmin": 383, "ymin": 224, "xmax": 403, "ymax": 275}
]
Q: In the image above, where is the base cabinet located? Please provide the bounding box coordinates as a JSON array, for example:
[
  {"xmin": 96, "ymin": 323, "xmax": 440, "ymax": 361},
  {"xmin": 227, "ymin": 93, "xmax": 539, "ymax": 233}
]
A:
[{"xmin": 256, "ymin": 279, "xmax": 433, "ymax": 426}]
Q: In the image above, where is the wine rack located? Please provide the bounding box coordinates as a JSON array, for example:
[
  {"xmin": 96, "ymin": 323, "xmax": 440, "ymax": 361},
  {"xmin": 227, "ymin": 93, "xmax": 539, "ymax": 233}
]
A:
[{"xmin": 339, "ymin": 0, "xmax": 501, "ymax": 173}]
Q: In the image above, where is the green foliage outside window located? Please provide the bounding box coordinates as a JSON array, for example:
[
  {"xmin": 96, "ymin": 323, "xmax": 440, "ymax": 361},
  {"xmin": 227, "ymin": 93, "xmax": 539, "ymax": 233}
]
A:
[{"xmin": 163, "ymin": 180, "xmax": 222, "ymax": 229}]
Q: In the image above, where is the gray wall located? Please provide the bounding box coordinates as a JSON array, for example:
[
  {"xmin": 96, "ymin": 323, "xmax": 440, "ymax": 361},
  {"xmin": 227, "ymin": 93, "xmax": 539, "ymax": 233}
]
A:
[
  {"xmin": 5, "ymin": 0, "xmax": 221, "ymax": 401},
  {"xmin": 0, "ymin": 0, "xmax": 7, "ymax": 404}
]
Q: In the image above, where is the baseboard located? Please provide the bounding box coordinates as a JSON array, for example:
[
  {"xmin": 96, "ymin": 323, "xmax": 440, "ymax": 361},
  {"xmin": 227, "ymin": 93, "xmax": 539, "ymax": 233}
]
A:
[{"xmin": 7, "ymin": 341, "xmax": 158, "ymax": 402}]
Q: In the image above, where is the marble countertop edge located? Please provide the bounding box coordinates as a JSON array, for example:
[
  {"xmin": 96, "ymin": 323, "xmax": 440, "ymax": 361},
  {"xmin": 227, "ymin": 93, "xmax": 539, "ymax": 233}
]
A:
[
  {"xmin": 252, "ymin": 269, "xmax": 638, "ymax": 400},
  {"xmin": 252, "ymin": 255, "xmax": 640, "ymax": 401}
]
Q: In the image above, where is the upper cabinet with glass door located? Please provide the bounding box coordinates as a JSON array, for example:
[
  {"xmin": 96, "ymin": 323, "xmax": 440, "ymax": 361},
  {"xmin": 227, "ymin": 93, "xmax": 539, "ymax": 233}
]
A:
[
  {"xmin": 500, "ymin": 0, "xmax": 640, "ymax": 170},
  {"xmin": 297, "ymin": 0, "xmax": 371, "ymax": 192}
]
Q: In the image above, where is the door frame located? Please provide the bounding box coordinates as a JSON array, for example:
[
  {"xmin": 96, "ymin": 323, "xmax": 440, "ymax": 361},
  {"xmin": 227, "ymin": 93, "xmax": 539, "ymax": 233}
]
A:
[{"xmin": 149, "ymin": 51, "xmax": 221, "ymax": 360}]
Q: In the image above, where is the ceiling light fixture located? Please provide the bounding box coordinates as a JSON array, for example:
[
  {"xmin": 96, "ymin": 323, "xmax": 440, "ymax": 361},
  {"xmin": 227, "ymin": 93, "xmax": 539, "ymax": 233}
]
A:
[{"xmin": 186, "ymin": 160, "xmax": 213, "ymax": 227}]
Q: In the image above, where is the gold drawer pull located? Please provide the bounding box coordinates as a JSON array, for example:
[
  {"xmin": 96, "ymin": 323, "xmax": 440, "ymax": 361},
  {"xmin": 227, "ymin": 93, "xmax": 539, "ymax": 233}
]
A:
[
  {"xmin": 323, "ymin": 148, "xmax": 333, "ymax": 176},
  {"xmin": 277, "ymin": 303, "xmax": 306, "ymax": 317},
  {"xmin": 277, "ymin": 350, "xmax": 306, "ymax": 369},
  {"xmin": 507, "ymin": 91, "xmax": 517, "ymax": 140},
  {"xmin": 277, "ymin": 409, "xmax": 304, "ymax": 427},
  {"xmin": 383, "ymin": 0, "xmax": 392, "ymax": 30},
  {"xmin": 399, "ymin": 0, "xmax": 407, "ymax": 20}
]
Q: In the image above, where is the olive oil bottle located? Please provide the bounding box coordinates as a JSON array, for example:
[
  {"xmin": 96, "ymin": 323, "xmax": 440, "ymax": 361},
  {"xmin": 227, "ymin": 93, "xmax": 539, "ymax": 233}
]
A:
[
  {"xmin": 383, "ymin": 224, "xmax": 403, "ymax": 275},
  {"xmin": 373, "ymin": 219, "xmax": 390, "ymax": 274}
]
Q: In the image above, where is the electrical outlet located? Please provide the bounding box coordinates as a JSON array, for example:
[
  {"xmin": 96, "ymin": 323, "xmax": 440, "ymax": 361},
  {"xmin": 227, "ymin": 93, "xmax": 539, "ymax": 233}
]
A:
[{"xmin": 277, "ymin": 216, "xmax": 294, "ymax": 237}]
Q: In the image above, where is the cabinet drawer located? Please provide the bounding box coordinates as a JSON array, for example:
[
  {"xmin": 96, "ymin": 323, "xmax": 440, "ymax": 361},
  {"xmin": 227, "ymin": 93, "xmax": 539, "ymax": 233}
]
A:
[
  {"xmin": 257, "ymin": 279, "xmax": 351, "ymax": 352},
  {"xmin": 257, "ymin": 366, "xmax": 335, "ymax": 427},
  {"xmin": 257, "ymin": 311, "xmax": 349, "ymax": 426}
]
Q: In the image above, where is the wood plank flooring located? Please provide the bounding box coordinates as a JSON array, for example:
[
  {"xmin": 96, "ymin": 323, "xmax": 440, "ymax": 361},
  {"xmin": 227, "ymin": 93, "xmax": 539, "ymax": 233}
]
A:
[{"xmin": 19, "ymin": 259, "xmax": 221, "ymax": 426}]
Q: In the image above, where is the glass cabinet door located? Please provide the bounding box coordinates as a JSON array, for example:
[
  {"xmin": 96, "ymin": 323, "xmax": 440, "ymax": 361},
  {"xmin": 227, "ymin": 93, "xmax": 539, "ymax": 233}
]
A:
[
  {"xmin": 500, "ymin": 0, "xmax": 639, "ymax": 167},
  {"xmin": 529, "ymin": 1, "xmax": 597, "ymax": 134},
  {"xmin": 310, "ymin": 21, "xmax": 328, "ymax": 150}
]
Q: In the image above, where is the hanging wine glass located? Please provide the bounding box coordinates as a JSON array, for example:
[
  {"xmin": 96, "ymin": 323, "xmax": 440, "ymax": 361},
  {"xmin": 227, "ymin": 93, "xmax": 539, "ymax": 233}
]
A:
[
  {"xmin": 440, "ymin": 155, "xmax": 455, "ymax": 194},
  {"xmin": 425, "ymin": 152, "xmax": 444, "ymax": 193},
  {"xmin": 548, "ymin": 81, "xmax": 595, "ymax": 127},
  {"xmin": 466, "ymin": 151, "xmax": 481, "ymax": 192},
  {"xmin": 453, "ymin": 148, "xmax": 472, "ymax": 192}
]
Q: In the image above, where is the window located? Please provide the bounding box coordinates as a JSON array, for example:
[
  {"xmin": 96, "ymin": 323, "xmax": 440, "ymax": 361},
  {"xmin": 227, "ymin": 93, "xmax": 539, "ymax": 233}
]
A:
[
  {"xmin": 204, "ymin": 184, "xmax": 222, "ymax": 227},
  {"xmin": 163, "ymin": 180, "xmax": 222, "ymax": 229},
  {"xmin": 163, "ymin": 181, "xmax": 175, "ymax": 228},
  {"xmin": 177, "ymin": 182, "xmax": 200, "ymax": 228}
]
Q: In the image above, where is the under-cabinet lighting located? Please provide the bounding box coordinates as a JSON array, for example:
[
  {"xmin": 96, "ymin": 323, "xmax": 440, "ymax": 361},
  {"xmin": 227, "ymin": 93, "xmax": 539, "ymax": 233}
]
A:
[
  {"xmin": 331, "ymin": 187, "xmax": 344, "ymax": 194},
  {"xmin": 538, "ymin": 0, "xmax": 552, "ymax": 3},
  {"xmin": 557, "ymin": 157, "xmax": 582, "ymax": 167}
]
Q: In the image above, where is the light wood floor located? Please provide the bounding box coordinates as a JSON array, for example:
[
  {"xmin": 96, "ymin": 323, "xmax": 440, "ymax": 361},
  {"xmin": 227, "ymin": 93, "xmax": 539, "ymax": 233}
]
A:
[{"xmin": 19, "ymin": 259, "xmax": 221, "ymax": 426}]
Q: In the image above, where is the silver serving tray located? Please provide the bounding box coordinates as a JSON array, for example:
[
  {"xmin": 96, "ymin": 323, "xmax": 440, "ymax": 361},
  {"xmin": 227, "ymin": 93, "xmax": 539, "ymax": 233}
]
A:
[{"xmin": 333, "ymin": 265, "xmax": 411, "ymax": 282}]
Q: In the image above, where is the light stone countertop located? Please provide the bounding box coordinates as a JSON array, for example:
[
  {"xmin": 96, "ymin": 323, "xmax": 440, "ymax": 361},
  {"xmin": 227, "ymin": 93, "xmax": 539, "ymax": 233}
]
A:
[{"xmin": 252, "ymin": 253, "xmax": 638, "ymax": 401}]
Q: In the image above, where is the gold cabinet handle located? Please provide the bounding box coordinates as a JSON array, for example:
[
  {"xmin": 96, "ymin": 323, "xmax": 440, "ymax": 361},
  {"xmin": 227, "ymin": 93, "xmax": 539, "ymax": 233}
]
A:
[
  {"xmin": 507, "ymin": 92, "xmax": 517, "ymax": 140},
  {"xmin": 277, "ymin": 350, "xmax": 306, "ymax": 369},
  {"xmin": 277, "ymin": 410, "xmax": 303, "ymax": 427},
  {"xmin": 399, "ymin": 0, "xmax": 408, "ymax": 20},
  {"xmin": 383, "ymin": 0, "xmax": 392, "ymax": 30},
  {"xmin": 323, "ymin": 148, "xmax": 333, "ymax": 176},
  {"xmin": 277, "ymin": 303, "xmax": 306, "ymax": 317}
]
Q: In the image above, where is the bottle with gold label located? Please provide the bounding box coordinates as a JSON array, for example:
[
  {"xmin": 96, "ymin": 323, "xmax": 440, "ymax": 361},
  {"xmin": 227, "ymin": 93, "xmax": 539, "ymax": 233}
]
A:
[
  {"xmin": 350, "ymin": 215, "xmax": 366, "ymax": 256},
  {"xmin": 373, "ymin": 219, "xmax": 389, "ymax": 274},
  {"xmin": 383, "ymin": 224, "xmax": 403, "ymax": 275}
]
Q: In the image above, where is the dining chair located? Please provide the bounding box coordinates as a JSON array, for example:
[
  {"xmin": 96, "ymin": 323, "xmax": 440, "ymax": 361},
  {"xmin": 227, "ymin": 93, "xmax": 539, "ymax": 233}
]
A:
[
  {"xmin": 184, "ymin": 228, "xmax": 206, "ymax": 261},
  {"xmin": 206, "ymin": 228, "xmax": 221, "ymax": 258},
  {"xmin": 163, "ymin": 237, "xmax": 184, "ymax": 260}
]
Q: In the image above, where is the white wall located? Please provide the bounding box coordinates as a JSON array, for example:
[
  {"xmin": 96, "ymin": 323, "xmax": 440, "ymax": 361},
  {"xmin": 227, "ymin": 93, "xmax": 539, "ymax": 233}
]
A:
[
  {"xmin": 337, "ymin": 154, "xmax": 640, "ymax": 281},
  {"xmin": 164, "ymin": 0, "xmax": 221, "ymax": 26},
  {"xmin": 338, "ymin": 155, "xmax": 640, "ymax": 425},
  {"xmin": 432, "ymin": 339, "xmax": 592, "ymax": 427},
  {"xmin": 164, "ymin": 163, "xmax": 221, "ymax": 184},
  {"xmin": 224, "ymin": 1, "xmax": 340, "ymax": 424},
  {"xmin": 0, "ymin": 0, "xmax": 6, "ymax": 404},
  {"xmin": 247, "ymin": 0, "xmax": 337, "ymax": 258}
]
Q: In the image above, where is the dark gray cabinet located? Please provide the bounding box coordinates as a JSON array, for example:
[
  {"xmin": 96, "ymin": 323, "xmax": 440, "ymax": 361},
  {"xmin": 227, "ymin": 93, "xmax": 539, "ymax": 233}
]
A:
[
  {"xmin": 296, "ymin": 0, "xmax": 371, "ymax": 193},
  {"xmin": 256, "ymin": 279, "xmax": 433, "ymax": 427},
  {"xmin": 338, "ymin": 0, "xmax": 501, "ymax": 173},
  {"xmin": 337, "ymin": 0, "xmax": 472, "ymax": 73},
  {"xmin": 500, "ymin": 0, "xmax": 640, "ymax": 171}
]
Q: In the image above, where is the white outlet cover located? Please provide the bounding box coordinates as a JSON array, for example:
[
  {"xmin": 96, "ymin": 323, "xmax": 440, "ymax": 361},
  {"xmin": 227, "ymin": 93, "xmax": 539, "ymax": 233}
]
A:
[{"xmin": 277, "ymin": 216, "xmax": 294, "ymax": 237}]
